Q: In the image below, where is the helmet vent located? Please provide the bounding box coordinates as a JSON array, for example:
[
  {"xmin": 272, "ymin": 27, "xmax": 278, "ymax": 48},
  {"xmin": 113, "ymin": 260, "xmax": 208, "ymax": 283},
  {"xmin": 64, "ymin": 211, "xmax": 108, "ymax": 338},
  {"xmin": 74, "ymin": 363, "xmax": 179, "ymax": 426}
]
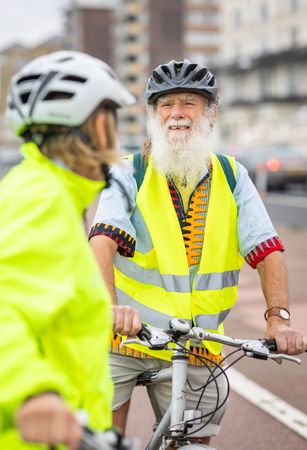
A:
[
  {"xmin": 191, "ymin": 67, "xmax": 208, "ymax": 82},
  {"xmin": 174, "ymin": 62, "xmax": 183, "ymax": 75},
  {"xmin": 152, "ymin": 71, "xmax": 164, "ymax": 84},
  {"xmin": 208, "ymin": 75, "xmax": 216, "ymax": 87},
  {"xmin": 57, "ymin": 56, "xmax": 73, "ymax": 63},
  {"xmin": 20, "ymin": 92, "xmax": 31, "ymax": 104},
  {"xmin": 61, "ymin": 75, "xmax": 87, "ymax": 83},
  {"xmin": 184, "ymin": 64, "xmax": 198, "ymax": 78},
  {"xmin": 161, "ymin": 65, "xmax": 172, "ymax": 79},
  {"xmin": 17, "ymin": 74, "xmax": 41, "ymax": 84},
  {"xmin": 43, "ymin": 91, "xmax": 75, "ymax": 101}
]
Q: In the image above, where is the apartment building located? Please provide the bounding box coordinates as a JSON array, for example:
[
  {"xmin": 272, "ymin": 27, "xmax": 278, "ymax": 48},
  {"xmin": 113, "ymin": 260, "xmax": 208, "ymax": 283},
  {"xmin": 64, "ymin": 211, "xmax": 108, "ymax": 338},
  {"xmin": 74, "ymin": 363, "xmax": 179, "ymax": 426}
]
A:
[
  {"xmin": 64, "ymin": 4, "xmax": 115, "ymax": 66},
  {"xmin": 0, "ymin": 0, "xmax": 222, "ymax": 148},
  {"xmin": 218, "ymin": 0, "xmax": 307, "ymax": 152},
  {"xmin": 115, "ymin": 0, "xmax": 221, "ymax": 149}
]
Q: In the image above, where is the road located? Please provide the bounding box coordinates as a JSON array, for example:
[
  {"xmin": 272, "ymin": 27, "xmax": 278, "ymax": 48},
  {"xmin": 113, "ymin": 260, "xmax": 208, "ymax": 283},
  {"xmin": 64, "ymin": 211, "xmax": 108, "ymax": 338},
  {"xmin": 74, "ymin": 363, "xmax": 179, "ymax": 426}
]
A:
[
  {"xmin": 125, "ymin": 225, "xmax": 307, "ymax": 450},
  {"xmin": 264, "ymin": 192, "xmax": 307, "ymax": 229}
]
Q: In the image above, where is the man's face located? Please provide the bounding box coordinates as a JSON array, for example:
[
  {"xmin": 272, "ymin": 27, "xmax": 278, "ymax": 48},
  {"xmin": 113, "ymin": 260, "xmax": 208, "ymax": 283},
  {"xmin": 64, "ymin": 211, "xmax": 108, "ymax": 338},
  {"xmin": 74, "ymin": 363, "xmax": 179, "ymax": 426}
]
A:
[
  {"xmin": 155, "ymin": 92, "xmax": 208, "ymax": 143},
  {"xmin": 147, "ymin": 91, "xmax": 216, "ymax": 185}
]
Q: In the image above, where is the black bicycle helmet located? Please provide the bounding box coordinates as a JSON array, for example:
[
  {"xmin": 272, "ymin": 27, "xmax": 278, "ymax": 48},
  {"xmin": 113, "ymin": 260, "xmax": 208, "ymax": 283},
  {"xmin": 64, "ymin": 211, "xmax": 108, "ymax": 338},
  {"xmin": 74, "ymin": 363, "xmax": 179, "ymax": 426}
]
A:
[{"xmin": 145, "ymin": 59, "xmax": 217, "ymax": 104}]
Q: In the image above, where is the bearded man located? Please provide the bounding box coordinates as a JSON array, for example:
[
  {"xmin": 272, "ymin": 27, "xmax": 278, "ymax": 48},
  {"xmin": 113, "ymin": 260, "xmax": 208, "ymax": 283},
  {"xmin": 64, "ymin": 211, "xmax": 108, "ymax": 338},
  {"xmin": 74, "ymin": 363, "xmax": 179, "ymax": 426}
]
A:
[{"xmin": 89, "ymin": 60, "xmax": 307, "ymax": 446}]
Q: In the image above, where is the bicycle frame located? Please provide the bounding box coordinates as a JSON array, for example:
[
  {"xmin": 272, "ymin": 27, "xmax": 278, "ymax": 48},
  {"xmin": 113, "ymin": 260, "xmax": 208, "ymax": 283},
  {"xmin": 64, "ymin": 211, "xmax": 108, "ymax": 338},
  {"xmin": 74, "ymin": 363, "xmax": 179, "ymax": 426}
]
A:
[
  {"xmin": 139, "ymin": 342, "xmax": 216, "ymax": 450},
  {"xmin": 124, "ymin": 318, "xmax": 302, "ymax": 450}
]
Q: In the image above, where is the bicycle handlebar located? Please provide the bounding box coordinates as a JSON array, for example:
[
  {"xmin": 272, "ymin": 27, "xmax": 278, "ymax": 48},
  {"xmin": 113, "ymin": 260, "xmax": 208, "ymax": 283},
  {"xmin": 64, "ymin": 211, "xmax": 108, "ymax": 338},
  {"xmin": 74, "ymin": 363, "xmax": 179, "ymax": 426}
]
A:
[{"xmin": 123, "ymin": 318, "xmax": 302, "ymax": 365}]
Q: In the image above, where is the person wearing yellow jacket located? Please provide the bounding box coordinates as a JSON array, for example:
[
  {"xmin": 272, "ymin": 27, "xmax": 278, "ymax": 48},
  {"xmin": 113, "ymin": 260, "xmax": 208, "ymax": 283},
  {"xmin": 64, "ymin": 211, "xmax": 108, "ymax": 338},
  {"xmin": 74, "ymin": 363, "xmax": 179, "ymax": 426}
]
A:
[
  {"xmin": 0, "ymin": 51, "xmax": 134, "ymax": 450},
  {"xmin": 89, "ymin": 60, "xmax": 307, "ymax": 447}
]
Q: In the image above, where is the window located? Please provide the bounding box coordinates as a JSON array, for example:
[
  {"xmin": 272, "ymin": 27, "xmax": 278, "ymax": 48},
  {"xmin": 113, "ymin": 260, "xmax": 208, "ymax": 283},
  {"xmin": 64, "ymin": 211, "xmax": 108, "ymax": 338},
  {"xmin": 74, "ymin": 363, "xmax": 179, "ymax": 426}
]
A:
[
  {"xmin": 288, "ymin": 65, "xmax": 300, "ymax": 96},
  {"xmin": 233, "ymin": 8, "xmax": 241, "ymax": 29},
  {"xmin": 125, "ymin": 14, "xmax": 138, "ymax": 23},
  {"xmin": 260, "ymin": 34, "xmax": 268, "ymax": 54},
  {"xmin": 185, "ymin": 32, "xmax": 219, "ymax": 46},
  {"xmin": 126, "ymin": 115, "xmax": 136, "ymax": 123},
  {"xmin": 290, "ymin": 0, "xmax": 300, "ymax": 13},
  {"xmin": 124, "ymin": 54, "xmax": 138, "ymax": 63},
  {"xmin": 291, "ymin": 27, "xmax": 298, "ymax": 47},
  {"xmin": 124, "ymin": 34, "xmax": 138, "ymax": 43},
  {"xmin": 186, "ymin": 11, "xmax": 218, "ymax": 25},
  {"xmin": 126, "ymin": 75, "xmax": 138, "ymax": 83},
  {"xmin": 259, "ymin": 2, "xmax": 268, "ymax": 22}
]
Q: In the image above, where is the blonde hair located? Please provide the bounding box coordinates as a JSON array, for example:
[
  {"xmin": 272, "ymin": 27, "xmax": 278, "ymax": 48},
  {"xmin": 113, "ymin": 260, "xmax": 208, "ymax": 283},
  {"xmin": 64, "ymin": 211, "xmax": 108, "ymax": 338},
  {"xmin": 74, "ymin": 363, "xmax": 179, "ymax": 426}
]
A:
[{"xmin": 27, "ymin": 104, "xmax": 118, "ymax": 180}]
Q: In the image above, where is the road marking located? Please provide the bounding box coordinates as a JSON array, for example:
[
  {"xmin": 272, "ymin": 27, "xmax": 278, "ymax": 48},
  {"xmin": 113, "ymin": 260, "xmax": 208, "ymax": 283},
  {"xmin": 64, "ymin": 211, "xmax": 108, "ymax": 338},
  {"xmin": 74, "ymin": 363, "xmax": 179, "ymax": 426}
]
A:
[{"xmin": 228, "ymin": 368, "xmax": 307, "ymax": 440}]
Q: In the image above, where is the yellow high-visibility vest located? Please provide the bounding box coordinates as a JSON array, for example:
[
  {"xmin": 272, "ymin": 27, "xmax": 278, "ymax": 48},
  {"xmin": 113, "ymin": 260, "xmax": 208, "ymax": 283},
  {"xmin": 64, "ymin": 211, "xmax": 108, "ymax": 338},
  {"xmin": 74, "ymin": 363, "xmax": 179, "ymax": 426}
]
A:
[{"xmin": 114, "ymin": 153, "xmax": 244, "ymax": 358}]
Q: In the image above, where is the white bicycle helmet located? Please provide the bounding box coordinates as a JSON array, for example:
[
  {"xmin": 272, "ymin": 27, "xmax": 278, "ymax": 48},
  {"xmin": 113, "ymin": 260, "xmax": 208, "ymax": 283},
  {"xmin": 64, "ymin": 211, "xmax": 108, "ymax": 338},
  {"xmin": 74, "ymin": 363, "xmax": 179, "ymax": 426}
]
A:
[{"xmin": 7, "ymin": 50, "xmax": 135, "ymax": 136}]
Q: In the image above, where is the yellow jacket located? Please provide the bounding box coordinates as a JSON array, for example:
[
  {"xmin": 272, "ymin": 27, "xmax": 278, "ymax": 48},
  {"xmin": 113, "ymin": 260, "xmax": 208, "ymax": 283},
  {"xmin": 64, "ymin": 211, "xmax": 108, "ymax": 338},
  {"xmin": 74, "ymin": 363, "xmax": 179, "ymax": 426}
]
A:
[{"xmin": 0, "ymin": 143, "xmax": 113, "ymax": 449}]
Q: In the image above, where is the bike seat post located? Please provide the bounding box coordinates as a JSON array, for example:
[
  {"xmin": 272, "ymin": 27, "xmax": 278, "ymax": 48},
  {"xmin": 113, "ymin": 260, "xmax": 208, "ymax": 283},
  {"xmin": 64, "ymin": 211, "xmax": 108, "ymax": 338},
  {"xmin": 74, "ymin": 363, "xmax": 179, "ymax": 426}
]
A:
[{"xmin": 170, "ymin": 346, "xmax": 189, "ymax": 435}]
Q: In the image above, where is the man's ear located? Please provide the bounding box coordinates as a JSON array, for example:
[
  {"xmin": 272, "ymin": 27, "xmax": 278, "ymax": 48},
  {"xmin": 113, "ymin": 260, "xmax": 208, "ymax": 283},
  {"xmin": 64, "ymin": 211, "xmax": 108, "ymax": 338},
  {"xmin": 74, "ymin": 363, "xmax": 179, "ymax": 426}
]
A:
[{"xmin": 95, "ymin": 111, "xmax": 107, "ymax": 148}]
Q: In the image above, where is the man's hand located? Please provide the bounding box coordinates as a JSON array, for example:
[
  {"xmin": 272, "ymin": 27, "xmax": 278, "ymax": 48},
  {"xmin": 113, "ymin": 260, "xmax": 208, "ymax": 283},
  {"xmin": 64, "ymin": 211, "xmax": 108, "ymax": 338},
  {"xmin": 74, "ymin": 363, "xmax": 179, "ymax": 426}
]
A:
[
  {"xmin": 16, "ymin": 393, "xmax": 82, "ymax": 450},
  {"xmin": 112, "ymin": 305, "xmax": 142, "ymax": 336},
  {"xmin": 266, "ymin": 318, "xmax": 307, "ymax": 355}
]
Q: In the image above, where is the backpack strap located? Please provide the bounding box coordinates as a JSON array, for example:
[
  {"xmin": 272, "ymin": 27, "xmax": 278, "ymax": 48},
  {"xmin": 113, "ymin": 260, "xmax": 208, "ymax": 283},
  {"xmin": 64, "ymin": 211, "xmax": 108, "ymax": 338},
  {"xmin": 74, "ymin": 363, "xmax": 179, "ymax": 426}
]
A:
[
  {"xmin": 133, "ymin": 152, "xmax": 147, "ymax": 190},
  {"xmin": 216, "ymin": 153, "xmax": 237, "ymax": 193}
]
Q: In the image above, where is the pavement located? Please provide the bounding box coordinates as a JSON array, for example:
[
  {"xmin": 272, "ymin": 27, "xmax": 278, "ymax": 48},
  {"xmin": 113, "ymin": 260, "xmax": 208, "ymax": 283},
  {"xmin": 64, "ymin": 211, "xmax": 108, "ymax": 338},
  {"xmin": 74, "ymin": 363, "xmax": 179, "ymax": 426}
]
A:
[{"xmin": 125, "ymin": 225, "xmax": 307, "ymax": 449}]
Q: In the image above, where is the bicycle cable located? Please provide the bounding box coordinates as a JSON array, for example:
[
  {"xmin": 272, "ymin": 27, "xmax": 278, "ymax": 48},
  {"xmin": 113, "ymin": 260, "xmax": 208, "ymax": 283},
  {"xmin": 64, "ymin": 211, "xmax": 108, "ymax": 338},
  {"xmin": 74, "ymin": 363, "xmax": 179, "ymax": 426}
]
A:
[
  {"xmin": 171, "ymin": 342, "xmax": 247, "ymax": 437},
  {"xmin": 165, "ymin": 342, "xmax": 228, "ymax": 438}
]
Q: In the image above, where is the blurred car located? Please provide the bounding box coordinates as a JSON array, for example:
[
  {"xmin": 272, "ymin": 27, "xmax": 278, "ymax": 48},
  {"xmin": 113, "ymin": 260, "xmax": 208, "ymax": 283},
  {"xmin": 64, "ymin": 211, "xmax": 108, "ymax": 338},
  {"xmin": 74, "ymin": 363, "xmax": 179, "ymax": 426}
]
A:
[{"xmin": 236, "ymin": 145, "xmax": 307, "ymax": 191}]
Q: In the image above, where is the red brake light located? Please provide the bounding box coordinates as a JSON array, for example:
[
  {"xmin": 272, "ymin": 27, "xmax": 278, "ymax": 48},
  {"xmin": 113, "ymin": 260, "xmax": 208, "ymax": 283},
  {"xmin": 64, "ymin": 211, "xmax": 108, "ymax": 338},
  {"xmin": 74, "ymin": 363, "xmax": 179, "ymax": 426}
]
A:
[{"xmin": 266, "ymin": 158, "xmax": 281, "ymax": 172}]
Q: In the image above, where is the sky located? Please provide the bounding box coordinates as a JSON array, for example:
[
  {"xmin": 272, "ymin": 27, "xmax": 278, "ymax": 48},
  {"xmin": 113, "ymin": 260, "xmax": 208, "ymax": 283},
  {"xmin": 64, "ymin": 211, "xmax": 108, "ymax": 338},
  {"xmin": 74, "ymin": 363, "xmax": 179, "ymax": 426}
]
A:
[{"xmin": 0, "ymin": 0, "xmax": 115, "ymax": 51}]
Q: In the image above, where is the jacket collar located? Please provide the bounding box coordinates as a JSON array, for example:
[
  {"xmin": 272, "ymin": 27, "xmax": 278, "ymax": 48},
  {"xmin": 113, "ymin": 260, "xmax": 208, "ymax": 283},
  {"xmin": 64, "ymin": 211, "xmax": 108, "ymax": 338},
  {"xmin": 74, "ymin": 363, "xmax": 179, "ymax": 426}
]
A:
[{"xmin": 21, "ymin": 142, "xmax": 106, "ymax": 213}]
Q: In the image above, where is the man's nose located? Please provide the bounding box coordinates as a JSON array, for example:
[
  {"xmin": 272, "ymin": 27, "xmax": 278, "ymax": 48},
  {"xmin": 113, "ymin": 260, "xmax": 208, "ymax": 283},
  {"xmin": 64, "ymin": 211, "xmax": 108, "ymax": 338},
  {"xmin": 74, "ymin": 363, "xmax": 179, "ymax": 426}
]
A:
[{"xmin": 169, "ymin": 105, "xmax": 185, "ymax": 119}]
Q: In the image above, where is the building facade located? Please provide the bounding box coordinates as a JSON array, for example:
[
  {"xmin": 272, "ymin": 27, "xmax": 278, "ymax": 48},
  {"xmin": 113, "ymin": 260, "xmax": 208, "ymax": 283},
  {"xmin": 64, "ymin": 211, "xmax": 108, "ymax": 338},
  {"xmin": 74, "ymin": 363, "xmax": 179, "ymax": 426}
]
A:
[
  {"xmin": 115, "ymin": 0, "xmax": 221, "ymax": 150},
  {"xmin": 64, "ymin": 5, "xmax": 115, "ymax": 66},
  {"xmin": 218, "ymin": 0, "xmax": 307, "ymax": 153}
]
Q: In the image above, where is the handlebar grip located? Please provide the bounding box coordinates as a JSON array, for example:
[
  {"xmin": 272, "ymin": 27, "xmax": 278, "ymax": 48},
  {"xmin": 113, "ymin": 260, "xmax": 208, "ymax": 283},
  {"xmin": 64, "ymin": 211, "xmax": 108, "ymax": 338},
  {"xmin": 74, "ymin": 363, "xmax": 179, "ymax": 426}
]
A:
[
  {"xmin": 264, "ymin": 339, "xmax": 307, "ymax": 353},
  {"xmin": 264, "ymin": 339, "xmax": 277, "ymax": 351},
  {"xmin": 136, "ymin": 324, "xmax": 151, "ymax": 341}
]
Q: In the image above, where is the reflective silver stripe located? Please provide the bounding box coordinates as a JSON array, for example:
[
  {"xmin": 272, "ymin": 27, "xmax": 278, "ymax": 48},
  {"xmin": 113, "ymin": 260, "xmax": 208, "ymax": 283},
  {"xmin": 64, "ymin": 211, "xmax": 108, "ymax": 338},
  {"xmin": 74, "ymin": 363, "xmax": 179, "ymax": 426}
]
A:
[
  {"xmin": 114, "ymin": 254, "xmax": 191, "ymax": 293},
  {"xmin": 195, "ymin": 309, "xmax": 231, "ymax": 330},
  {"xmin": 116, "ymin": 288, "xmax": 192, "ymax": 328},
  {"xmin": 131, "ymin": 206, "xmax": 153, "ymax": 254},
  {"xmin": 195, "ymin": 270, "xmax": 240, "ymax": 291}
]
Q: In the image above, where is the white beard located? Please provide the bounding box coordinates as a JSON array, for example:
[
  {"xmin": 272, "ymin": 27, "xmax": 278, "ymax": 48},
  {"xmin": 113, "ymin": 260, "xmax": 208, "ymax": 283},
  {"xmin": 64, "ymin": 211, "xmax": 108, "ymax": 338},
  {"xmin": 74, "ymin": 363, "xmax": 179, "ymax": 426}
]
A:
[{"xmin": 146, "ymin": 108, "xmax": 215, "ymax": 187}]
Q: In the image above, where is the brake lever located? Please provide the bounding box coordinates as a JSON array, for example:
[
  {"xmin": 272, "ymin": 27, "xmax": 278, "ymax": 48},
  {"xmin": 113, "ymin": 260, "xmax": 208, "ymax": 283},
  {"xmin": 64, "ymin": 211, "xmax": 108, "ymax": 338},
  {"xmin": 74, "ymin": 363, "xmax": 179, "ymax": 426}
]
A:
[
  {"xmin": 268, "ymin": 354, "xmax": 302, "ymax": 365},
  {"xmin": 121, "ymin": 325, "xmax": 172, "ymax": 350},
  {"xmin": 121, "ymin": 337, "xmax": 151, "ymax": 348}
]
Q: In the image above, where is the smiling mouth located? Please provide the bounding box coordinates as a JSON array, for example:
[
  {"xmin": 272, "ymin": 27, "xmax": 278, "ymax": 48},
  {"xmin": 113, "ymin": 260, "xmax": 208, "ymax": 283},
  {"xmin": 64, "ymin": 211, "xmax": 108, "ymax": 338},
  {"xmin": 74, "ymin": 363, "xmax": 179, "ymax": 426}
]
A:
[{"xmin": 169, "ymin": 125, "xmax": 190, "ymax": 130}]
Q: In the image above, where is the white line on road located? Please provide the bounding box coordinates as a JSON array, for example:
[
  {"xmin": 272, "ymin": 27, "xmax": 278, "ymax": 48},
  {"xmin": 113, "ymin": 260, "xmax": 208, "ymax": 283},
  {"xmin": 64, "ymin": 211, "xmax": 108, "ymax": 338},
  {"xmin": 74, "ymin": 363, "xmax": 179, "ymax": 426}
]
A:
[{"xmin": 228, "ymin": 368, "xmax": 307, "ymax": 440}]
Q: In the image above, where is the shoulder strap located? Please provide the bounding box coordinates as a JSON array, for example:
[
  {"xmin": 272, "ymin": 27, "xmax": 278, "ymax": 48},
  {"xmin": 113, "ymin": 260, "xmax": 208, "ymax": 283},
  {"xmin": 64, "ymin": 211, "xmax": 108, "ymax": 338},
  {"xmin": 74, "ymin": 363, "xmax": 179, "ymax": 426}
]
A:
[
  {"xmin": 133, "ymin": 152, "xmax": 147, "ymax": 190},
  {"xmin": 132, "ymin": 151, "xmax": 236, "ymax": 193},
  {"xmin": 216, "ymin": 153, "xmax": 237, "ymax": 193}
]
